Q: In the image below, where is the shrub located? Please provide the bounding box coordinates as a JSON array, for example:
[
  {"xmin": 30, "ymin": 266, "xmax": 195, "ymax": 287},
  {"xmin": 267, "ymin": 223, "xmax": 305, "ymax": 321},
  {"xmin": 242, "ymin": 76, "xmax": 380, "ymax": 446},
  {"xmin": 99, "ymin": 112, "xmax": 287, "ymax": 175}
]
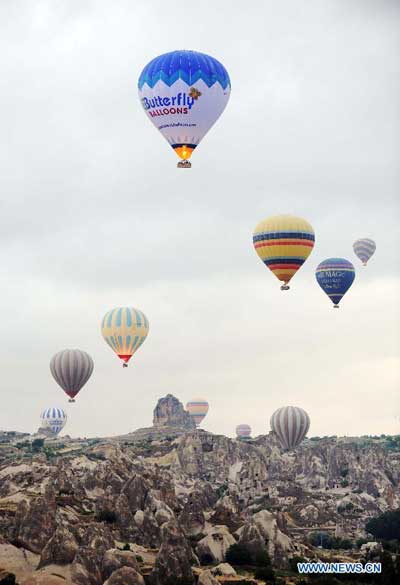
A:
[
  {"xmin": 225, "ymin": 543, "xmax": 253, "ymax": 565},
  {"xmin": 253, "ymin": 564, "xmax": 275, "ymax": 582},
  {"xmin": 136, "ymin": 555, "xmax": 143, "ymax": 563},
  {"xmin": 253, "ymin": 549, "xmax": 272, "ymax": 567},
  {"xmin": 122, "ymin": 543, "xmax": 130, "ymax": 551},
  {"xmin": 32, "ymin": 438, "xmax": 44, "ymax": 452},
  {"xmin": 366, "ymin": 508, "xmax": 400, "ymax": 540},
  {"xmin": 96, "ymin": 509, "xmax": 117, "ymax": 523},
  {"xmin": 289, "ymin": 556, "xmax": 307, "ymax": 572}
]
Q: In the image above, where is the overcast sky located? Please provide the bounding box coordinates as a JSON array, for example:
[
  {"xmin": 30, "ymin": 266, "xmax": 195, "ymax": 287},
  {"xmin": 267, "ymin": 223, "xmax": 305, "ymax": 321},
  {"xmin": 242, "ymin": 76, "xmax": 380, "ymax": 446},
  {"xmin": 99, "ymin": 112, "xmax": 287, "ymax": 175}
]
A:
[{"xmin": 0, "ymin": 0, "xmax": 399, "ymax": 439}]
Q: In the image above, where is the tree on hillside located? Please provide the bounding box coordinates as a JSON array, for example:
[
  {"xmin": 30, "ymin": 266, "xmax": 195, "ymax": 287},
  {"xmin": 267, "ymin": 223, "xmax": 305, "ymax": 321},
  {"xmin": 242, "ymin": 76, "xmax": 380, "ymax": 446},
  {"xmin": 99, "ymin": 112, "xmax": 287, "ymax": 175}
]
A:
[{"xmin": 366, "ymin": 509, "xmax": 400, "ymax": 541}]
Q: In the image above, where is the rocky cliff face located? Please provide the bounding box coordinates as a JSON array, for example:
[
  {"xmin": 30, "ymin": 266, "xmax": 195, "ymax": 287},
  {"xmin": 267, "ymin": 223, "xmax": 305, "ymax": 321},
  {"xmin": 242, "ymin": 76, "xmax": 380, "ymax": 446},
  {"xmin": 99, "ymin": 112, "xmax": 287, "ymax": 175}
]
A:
[
  {"xmin": 0, "ymin": 397, "xmax": 399, "ymax": 584},
  {"xmin": 153, "ymin": 394, "xmax": 195, "ymax": 430}
]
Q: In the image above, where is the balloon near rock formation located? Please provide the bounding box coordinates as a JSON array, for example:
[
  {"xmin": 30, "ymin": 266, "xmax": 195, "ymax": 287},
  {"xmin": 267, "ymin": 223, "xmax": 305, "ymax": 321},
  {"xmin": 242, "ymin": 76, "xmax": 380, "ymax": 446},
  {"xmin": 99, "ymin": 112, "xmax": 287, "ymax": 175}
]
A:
[
  {"xmin": 270, "ymin": 406, "xmax": 310, "ymax": 450},
  {"xmin": 138, "ymin": 50, "xmax": 231, "ymax": 167},
  {"xmin": 186, "ymin": 398, "xmax": 209, "ymax": 426},
  {"xmin": 40, "ymin": 407, "xmax": 67, "ymax": 434},
  {"xmin": 236, "ymin": 424, "xmax": 252, "ymax": 439},
  {"xmin": 315, "ymin": 258, "xmax": 355, "ymax": 308},
  {"xmin": 253, "ymin": 214, "xmax": 315, "ymax": 290},
  {"xmin": 50, "ymin": 349, "xmax": 94, "ymax": 402},
  {"xmin": 101, "ymin": 307, "xmax": 149, "ymax": 367}
]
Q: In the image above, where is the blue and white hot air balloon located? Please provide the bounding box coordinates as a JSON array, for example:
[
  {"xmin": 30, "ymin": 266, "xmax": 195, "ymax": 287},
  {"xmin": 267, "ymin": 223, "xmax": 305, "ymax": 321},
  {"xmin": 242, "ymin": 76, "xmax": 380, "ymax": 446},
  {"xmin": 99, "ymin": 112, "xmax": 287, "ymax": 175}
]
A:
[
  {"xmin": 353, "ymin": 238, "xmax": 376, "ymax": 266},
  {"xmin": 138, "ymin": 50, "xmax": 231, "ymax": 167},
  {"xmin": 40, "ymin": 407, "xmax": 67, "ymax": 435},
  {"xmin": 315, "ymin": 258, "xmax": 355, "ymax": 308}
]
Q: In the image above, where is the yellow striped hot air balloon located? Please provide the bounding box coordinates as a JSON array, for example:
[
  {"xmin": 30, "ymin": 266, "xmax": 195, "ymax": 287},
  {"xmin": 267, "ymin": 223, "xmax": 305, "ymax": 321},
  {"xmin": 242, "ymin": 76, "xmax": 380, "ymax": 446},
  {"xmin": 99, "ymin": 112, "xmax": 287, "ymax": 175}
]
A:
[
  {"xmin": 101, "ymin": 307, "xmax": 149, "ymax": 367},
  {"xmin": 253, "ymin": 214, "xmax": 315, "ymax": 290},
  {"xmin": 186, "ymin": 398, "xmax": 209, "ymax": 427}
]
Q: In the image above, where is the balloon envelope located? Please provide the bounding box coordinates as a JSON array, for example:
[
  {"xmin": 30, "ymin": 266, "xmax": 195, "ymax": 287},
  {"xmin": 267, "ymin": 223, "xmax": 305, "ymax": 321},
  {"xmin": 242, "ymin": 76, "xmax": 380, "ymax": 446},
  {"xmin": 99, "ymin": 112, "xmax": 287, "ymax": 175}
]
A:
[
  {"xmin": 40, "ymin": 407, "xmax": 67, "ymax": 434},
  {"xmin": 270, "ymin": 406, "xmax": 310, "ymax": 450},
  {"xmin": 50, "ymin": 349, "xmax": 94, "ymax": 402},
  {"xmin": 186, "ymin": 398, "xmax": 209, "ymax": 426},
  {"xmin": 138, "ymin": 50, "xmax": 231, "ymax": 166},
  {"xmin": 315, "ymin": 258, "xmax": 355, "ymax": 307},
  {"xmin": 101, "ymin": 307, "xmax": 149, "ymax": 366},
  {"xmin": 236, "ymin": 424, "xmax": 252, "ymax": 438},
  {"xmin": 353, "ymin": 238, "xmax": 376, "ymax": 266},
  {"xmin": 253, "ymin": 215, "xmax": 315, "ymax": 289}
]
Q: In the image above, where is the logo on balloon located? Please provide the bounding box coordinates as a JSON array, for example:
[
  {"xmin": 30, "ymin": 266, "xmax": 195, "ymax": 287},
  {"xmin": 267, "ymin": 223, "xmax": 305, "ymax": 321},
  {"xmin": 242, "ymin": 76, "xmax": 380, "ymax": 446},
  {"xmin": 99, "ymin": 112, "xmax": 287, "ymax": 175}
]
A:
[{"xmin": 141, "ymin": 90, "xmax": 202, "ymax": 118}]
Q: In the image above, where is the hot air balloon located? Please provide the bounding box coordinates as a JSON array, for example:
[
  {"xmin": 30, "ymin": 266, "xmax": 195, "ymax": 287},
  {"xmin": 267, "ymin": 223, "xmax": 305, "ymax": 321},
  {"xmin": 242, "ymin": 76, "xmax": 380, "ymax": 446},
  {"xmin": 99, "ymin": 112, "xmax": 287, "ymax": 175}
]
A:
[
  {"xmin": 40, "ymin": 407, "xmax": 67, "ymax": 434},
  {"xmin": 101, "ymin": 307, "xmax": 149, "ymax": 367},
  {"xmin": 315, "ymin": 258, "xmax": 355, "ymax": 308},
  {"xmin": 270, "ymin": 406, "xmax": 310, "ymax": 450},
  {"xmin": 236, "ymin": 424, "xmax": 252, "ymax": 439},
  {"xmin": 353, "ymin": 238, "xmax": 376, "ymax": 266},
  {"xmin": 50, "ymin": 349, "xmax": 94, "ymax": 402},
  {"xmin": 138, "ymin": 50, "xmax": 231, "ymax": 168},
  {"xmin": 186, "ymin": 398, "xmax": 209, "ymax": 427},
  {"xmin": 253, "ymin": 215, "xmax": 315, "ymax": 290}
]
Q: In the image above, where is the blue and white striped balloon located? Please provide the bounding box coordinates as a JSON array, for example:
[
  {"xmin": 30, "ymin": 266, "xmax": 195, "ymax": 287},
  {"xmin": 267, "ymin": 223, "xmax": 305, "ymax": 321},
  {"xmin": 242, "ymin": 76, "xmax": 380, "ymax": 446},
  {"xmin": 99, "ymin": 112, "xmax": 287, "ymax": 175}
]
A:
[
  {"xmin": 353, "ymin": 238, "xmax": 376, "ymax": 266},
  {"xmin": 40, "ymin": 407, "xmax": 67, "ymax": 434}
]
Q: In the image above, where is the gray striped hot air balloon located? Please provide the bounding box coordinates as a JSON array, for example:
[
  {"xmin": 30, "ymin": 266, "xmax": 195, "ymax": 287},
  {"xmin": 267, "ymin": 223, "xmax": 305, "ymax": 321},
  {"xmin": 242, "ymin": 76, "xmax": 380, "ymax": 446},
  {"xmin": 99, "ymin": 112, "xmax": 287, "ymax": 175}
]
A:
[
  {"xmin": 353, "ymin": 238, "xmax": 376, "ymax": 266},
  {"xmin": 50, "ymin": 349, "xmax": 94, "ymax": 402},
  {"xmin": 270, "ymin": 406, "xmax": 310, "ymax": 450}
]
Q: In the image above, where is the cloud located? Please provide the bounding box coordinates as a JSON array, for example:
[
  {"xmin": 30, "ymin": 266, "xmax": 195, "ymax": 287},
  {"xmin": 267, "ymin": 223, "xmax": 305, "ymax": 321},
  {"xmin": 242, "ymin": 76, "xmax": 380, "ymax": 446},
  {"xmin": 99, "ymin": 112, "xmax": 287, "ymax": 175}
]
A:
[{"xmin": 0, "ymin": 0, "xmax": 398, "ymax": 438}]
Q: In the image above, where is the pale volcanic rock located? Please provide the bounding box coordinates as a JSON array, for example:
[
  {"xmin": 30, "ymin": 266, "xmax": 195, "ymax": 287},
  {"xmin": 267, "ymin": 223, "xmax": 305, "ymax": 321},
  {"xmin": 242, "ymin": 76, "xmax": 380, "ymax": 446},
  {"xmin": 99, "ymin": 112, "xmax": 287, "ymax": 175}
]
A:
[
  {"xmin": 153, "ymin": 394, "xmax": 196, "ymax": 430},
  {"xmin": 196, "ymin": 525, "xmax": 236, "ymax": 564},
  {"xmin": 0, "ymin": 543, "xmax": 39, "ymax": 584},
  {"xmin": 211, "ymin": 562, "xmax": 237, "ymax": 576},
  {"xmin": 197, "ymin": 569, "xmax": 220, "ymax": 585},
  {"xmin": 13, "ymin": 487, "xmax": 57, "ymax": 554},
  {"xmin": 103, "ymin": 566, "xmax": 145, "ymax": 585},
  {"xmin": 38, "ymin": 525, "xmax": 79, "ymax": 567},
  {"xmin": 150, "ymin": 519, "xmax": 197, "ymax": 585},
  {"xmin": 238, "ymin": 510, "xmax": 294, "ymax": 566},
  {"xmin": 101, "ymin": 549, "xmax": 140, "ymax": 581}
]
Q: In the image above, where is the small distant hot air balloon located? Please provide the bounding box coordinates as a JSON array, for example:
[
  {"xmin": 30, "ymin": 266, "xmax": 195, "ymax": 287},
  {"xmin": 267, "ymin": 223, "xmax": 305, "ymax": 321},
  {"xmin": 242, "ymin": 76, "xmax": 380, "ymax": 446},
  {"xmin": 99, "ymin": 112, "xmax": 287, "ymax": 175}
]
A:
[
  {"xmin": 353, "ymin": 238, "xmax": 376, "ymax": 266},
  {"xmin": 253, "ymin": 215, "xmax": 315, "ymax": 290},
  {"xmin": 236, "ymin": 424, "xmax": 252, "ymax": 439},
  {"xmin": 186, "ymin": 398, "xmax": 209, "ymax": 427},
  {"xmin": 101, "ymin": 307, "xmax": 149, "ymax": 367},
  {"xmin": 270, "ymin": 406, "xmax": 310, "ymax": 450},
  {"xmin": 50, "ymin": 349, "xmax": 94, "ymax": 402},
  {"xmin": 315, "ymin": 258, "xmax": 355, "ymax": 308},
  {"xmin": 40, "ymin": 407, "xmax": 67, "ymax": 434},
  {"xmin": 138, "ymin": 50, "xmax": 231, "ymax": 168}
]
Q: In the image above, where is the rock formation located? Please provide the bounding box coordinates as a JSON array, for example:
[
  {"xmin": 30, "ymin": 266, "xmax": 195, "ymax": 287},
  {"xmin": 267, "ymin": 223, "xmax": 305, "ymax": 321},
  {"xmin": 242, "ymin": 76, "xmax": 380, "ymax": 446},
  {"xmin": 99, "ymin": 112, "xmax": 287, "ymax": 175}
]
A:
[
  {"xmin": 153, "ymin": 394, "xmax": 195, "ymax": 430},
  {"xmin": 0, "ymin": 395, "xmax": 399, "ymax": 584}
]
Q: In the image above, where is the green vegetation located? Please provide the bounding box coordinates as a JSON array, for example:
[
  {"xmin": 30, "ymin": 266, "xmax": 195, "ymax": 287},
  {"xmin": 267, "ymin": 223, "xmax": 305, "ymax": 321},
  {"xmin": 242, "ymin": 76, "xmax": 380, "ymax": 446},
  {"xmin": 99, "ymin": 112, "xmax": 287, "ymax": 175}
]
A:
[
  {"xmin": 308, "ymin": 532, "xmax": 353, "ymax": 550},
  {"xmin": 216, "ymin": 483, "xmax": 228, "ymax": 499},
  {"xmin": 225, "ymin": 543, "xmax": 277, "ymax": 582},
  {"xmin": 31, "ymin": 438, "xmax": 44, "ymax": 452},
  {"xmin": 95, "ymin": 509, "xmax": 117, "ymax": 523},
  {"xmin": 366, "ymin": 508, "xmax": 400, "ymax": 541},
  {"xmin": 225, "ymin": 543, "xmax": 253, "ymax": 565}
]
